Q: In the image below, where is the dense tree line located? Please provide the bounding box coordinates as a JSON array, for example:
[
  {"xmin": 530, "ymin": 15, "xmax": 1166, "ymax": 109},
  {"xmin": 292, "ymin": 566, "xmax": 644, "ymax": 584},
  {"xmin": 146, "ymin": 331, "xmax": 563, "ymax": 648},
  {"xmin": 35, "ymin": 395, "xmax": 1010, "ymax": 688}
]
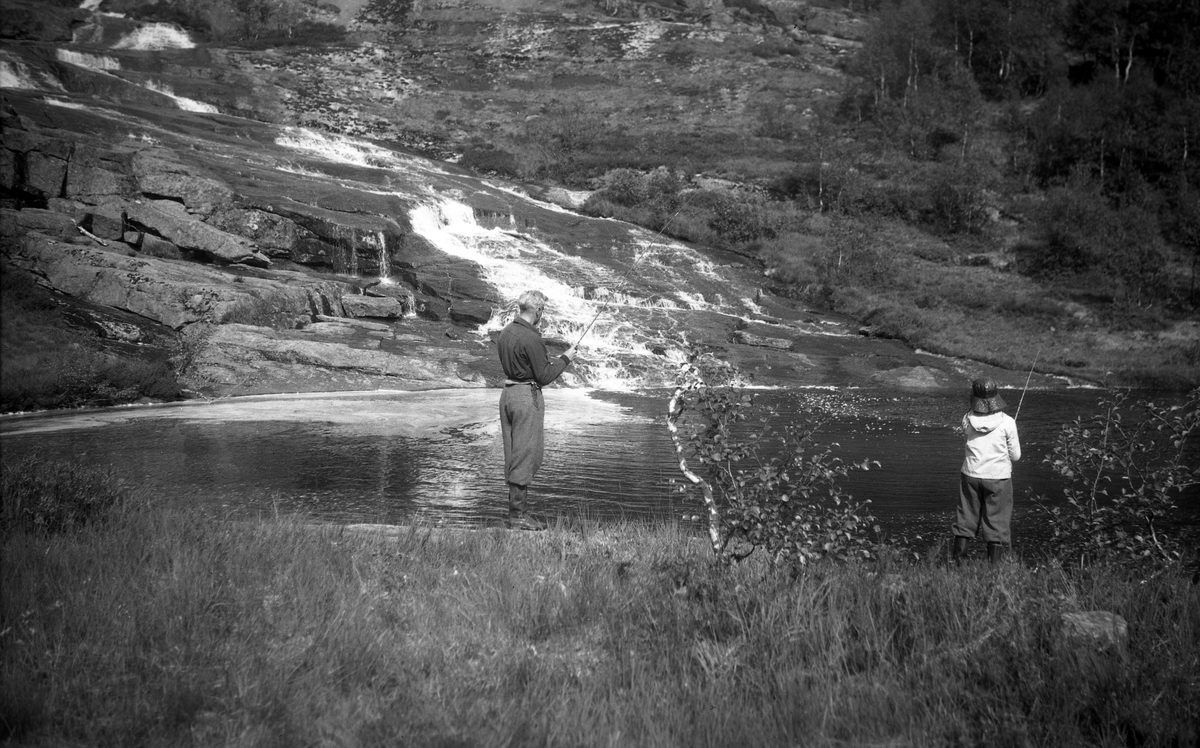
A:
[{"xmin": 838, "ymin": 0, "xmax": 1200, "ymax": 304}]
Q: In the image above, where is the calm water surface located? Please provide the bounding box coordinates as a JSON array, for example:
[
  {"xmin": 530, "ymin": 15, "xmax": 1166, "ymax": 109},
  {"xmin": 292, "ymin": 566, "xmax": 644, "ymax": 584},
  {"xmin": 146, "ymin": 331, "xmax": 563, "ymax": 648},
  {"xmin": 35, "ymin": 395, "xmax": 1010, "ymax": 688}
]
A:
[{"xmin": 3, "ymin": 387, "xmax": 1195, "ymax": 553}]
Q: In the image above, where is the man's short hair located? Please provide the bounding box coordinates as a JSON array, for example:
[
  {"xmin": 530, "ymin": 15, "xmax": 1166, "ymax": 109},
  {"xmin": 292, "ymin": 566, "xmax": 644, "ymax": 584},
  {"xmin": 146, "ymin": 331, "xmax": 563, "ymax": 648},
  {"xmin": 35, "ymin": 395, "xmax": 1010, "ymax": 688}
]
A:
[{"xmin": 517, "ymin": 290, "xmax": 547, "ymax": 313}]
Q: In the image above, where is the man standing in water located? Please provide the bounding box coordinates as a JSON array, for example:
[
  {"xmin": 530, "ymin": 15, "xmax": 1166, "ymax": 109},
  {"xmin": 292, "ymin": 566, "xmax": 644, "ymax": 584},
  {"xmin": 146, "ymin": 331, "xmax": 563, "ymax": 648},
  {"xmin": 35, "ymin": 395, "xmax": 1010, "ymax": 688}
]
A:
[
  {"xmin": 497, "ymin": 290, "xmax": 577, "ymax": 530},
  {"xmin": 952, "ymin": 378, "xmax": 1021, "ymax": 563}
]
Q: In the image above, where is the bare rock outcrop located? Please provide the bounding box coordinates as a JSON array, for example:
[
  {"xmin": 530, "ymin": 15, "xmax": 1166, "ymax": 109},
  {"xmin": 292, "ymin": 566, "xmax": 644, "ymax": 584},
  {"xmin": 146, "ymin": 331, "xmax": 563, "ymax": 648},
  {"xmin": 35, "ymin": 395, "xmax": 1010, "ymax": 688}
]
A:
[
  {"xmin": 183, "ymin": 323, "xmax": 488, "ymax": 395},
  {"xmin": 8, "ymin": 233, "xmax": 344, "ymax": 329},
  {"xmin": 124, "ymin": 199, "xmax": 271, "ymax": 267}
]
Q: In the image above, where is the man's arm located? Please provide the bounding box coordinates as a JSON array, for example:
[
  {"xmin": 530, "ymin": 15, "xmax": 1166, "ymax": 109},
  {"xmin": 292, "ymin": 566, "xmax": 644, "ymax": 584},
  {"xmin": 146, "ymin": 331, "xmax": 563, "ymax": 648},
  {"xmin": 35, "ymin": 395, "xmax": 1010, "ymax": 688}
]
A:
[{"xmin": 525, "ymin": 332, "xmax": 570, "ymax": 386}]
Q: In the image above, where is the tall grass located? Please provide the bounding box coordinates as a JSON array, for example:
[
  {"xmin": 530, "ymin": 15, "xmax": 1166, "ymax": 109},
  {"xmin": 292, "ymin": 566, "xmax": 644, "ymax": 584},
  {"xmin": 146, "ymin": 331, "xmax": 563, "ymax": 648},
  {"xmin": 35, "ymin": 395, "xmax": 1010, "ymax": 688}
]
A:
[
  {"xmin": 1, "ymin": 454, "xmax": 140, "ymax": 536},
  {"xmin": 4, "ymin": 500, "xmax": 1197, "ymax": 746}
]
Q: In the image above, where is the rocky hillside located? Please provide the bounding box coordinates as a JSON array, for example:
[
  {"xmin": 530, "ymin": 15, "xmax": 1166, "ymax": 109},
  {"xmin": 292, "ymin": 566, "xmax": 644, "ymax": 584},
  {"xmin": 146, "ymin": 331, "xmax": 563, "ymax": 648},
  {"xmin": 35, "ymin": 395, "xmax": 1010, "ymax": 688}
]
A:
[{"xmin": 1, "ymin": 0, "xmax": 1194, "ymax": 411}]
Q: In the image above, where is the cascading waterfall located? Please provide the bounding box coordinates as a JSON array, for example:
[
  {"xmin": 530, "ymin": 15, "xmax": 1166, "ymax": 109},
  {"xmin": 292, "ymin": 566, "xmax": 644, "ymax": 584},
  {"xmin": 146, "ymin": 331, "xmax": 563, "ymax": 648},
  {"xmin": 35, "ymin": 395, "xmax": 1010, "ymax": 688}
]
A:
[
  {"xmin": 55, "ymin": 49, "xmax": 121, "ymax": 71},
  {"xmin": 143, "ymin": 80, "xmax": 218, "ymax": 113},
  {"xmin": 376, "ymin": 231, "xmax": 391, "ymax": 281},
  {"xmin": 409, "ymin": 195, "xmax": 718, "ymax": 387},
  {"xmin": 330, "ymin": 230, "xmax": 359, "ymax": 277},
  {"xmin": 0, "ymin": 53, "xmax": 66, "ymax": 91},
  {"xmin": 52, "ymin": 48, "xmax": 217, "ymax": 113},
  {"xmin": 267, "ymin": 126, "xmax": 758, "ymax": 386},
  {"xmin": 112, "ymin": 24, "xmax": 196, "ymax": 51}
]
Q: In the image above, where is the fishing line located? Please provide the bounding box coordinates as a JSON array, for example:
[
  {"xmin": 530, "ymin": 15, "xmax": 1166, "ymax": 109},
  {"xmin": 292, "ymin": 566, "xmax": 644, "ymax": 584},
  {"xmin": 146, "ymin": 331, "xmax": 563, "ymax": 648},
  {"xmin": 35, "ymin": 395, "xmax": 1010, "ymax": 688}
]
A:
[{"xmin": 1015, "ymin": 342, "xmax": 1043, "ymax": 420}]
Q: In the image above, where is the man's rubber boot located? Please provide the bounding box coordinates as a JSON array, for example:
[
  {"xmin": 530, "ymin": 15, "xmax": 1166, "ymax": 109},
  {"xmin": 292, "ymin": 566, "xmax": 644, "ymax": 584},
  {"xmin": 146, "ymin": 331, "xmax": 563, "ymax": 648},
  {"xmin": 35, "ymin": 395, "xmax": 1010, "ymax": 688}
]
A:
[
  {"xmin": 951, "ymin": 536, "xmax": 969, "ymax": 565},
  {"xmin": 986, "ymin": 542, "xmax": 1006, "ymax": 564},
  {"xmin": 506, "ymin": 483, "xmax": 546, "ymax": 531},
  {"xmin": 508, "ymin": 515, "xmax": 547, "ymax": 531}
]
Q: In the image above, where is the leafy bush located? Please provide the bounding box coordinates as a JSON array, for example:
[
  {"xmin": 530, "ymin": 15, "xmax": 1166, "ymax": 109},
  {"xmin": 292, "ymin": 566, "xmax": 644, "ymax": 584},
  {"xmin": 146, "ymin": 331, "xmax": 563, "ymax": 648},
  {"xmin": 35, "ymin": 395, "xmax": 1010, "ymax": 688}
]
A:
[
  {"xmin": 754, "ymin": 102, "xmax": 803, "ymax": 140},
  {"xmin": 667, "ymin": 351, "xmax": 880, "ymax": 567},
  {"xmin": 1022, "ymin": 186, "xmax": 1166, "ymax": 306},
  {"xmin": 926, "ymin": 175, "xmax": 987, "ymax": 234},
  {"xmin": 816, "ymin": 216, "xmax": 894, "ymax": 290},
  {"xmin": 1034, "ymin": 387, "xmax": 1200, "ymax": 569},
  {"xmin": 1, "ymin": 455, "xmax": 140, "ymax": 536},
  {"xmin": 706, "ymin": 191, "xmax": 776, "ymax": 245},
  {"xmin": 458, "ymin": 144, "xmax": 520, "ymax": 178}
]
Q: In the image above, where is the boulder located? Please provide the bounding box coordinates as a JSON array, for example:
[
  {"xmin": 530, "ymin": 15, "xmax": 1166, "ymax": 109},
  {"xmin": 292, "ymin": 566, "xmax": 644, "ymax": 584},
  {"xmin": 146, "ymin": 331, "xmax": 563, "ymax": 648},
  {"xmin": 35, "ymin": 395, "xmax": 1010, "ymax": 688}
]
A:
[
  {"xmin": 207, "ymin": 206, "xmax": 315, "ymax": 254},
  {"xmin": 0, "ymin": 148, "xmax": 16, "ymax": 191},
  {"xmin": 65, "ymin": 145, "xmax": 137, "ymax": 201},
  {"xmin": 414, "ymin": 295, "xmax": 449, "ymax": 321},
  {"xmin": 131, "ymin": 152, "xmax": 234, "ymax": 214},
  {"xmin": 873, "ymin": 365, "xmax": 946, "ymax": 389},
  {"xmin": 84, "ymin": 204, "xmax": 126, "ymax": 240},
  {"xmin": 125, "ymin": 199, "xmax": 270, "ymax": 266},
  {"xmin": 399, "ymin": 261, "xmax": 494, "ymax": 303},
  {"xmin": 341, "ymin": 295, "xmax": 406, "ymax": 319},
  {"xmin": 449, "ymin": 299, "xmax": 494, "ymax": 327},
  {"xmin": 1061, "ymin": 611, "xmax": 1129, "ymax": 650},
  {"xmin": 0, "ymin": 207, "xmax": 78, "ymax": 240},
  {"xmin": 66, "ymin": 164, "xmax": 136, "ymax": 201},
  {"xmin": 366, "ymin": 281, "xmax": 416, "ymax": 314},
  {"xmin": 47, "ymin": 198, "xmax": 93, "ymax": 222},
  {"xmin": 805, "ymin": 7, "xmax": 868, "ymax": 41},
  {"xmin": 734, "ymin": 330, "xmax": 794, "ymax": 351},
  {"xmin": 23, "ymin": 152, "xmax": 68, "ymax": 198},
  {"xmin": 139, "ymin": 233, "xmax": 185, "ymax": 260}
]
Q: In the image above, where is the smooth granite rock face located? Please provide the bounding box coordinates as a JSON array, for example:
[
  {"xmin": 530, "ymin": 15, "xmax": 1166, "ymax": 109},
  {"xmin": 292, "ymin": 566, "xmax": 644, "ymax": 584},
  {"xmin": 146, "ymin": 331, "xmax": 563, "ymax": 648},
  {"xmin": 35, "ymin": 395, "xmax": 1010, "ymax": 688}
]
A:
[
  {"xmin": 8, "ymin": 233, "xmax": 344, "ymax": 330},
  {"xmin": 124, "ymin": 200, "xmax": 270, "ymax": 267},
  {"xmin": 1, "ymin": 207, "xmax": 79, "ymax": 240},
  {"xmin": 341, "ymin": 295, "xmax": 406, "ymax": 319}
]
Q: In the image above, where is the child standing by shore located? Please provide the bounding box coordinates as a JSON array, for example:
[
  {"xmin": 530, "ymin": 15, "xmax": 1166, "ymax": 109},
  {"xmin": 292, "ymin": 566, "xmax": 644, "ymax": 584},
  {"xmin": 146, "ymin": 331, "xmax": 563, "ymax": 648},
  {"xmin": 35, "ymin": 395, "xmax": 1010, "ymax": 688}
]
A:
[{"xmin": 952, "ymin": 378, "xmax": 1021, "ymax": 563}]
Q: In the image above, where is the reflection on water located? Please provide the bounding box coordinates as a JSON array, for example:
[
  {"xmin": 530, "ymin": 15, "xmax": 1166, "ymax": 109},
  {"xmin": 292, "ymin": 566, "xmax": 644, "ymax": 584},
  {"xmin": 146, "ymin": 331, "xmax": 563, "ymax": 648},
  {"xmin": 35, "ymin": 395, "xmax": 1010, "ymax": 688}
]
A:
[{"xmin": 2, "ymin": 388, "xmax": 1196, "ymax": 550}]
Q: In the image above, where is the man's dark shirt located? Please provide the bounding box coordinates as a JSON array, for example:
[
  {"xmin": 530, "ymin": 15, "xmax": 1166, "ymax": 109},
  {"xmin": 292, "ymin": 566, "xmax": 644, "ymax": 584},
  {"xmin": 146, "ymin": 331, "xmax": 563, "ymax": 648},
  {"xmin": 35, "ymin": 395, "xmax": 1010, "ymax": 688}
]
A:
[{"xmin": 498, "ymin": 317, "xmax": 569, "ymax": 386}]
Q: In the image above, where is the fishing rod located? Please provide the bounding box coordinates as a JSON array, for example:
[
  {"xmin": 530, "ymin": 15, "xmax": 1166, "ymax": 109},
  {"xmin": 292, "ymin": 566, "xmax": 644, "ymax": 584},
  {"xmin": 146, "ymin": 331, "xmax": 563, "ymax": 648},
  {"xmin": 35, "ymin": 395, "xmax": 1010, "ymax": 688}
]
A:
[
  {"xmin": 572, "ymin": 196, "xmax": 693, "ymax": 348},
  {"xmin": 1015, "ymin": 342, "xmax": 1043, "ymax": 420}
]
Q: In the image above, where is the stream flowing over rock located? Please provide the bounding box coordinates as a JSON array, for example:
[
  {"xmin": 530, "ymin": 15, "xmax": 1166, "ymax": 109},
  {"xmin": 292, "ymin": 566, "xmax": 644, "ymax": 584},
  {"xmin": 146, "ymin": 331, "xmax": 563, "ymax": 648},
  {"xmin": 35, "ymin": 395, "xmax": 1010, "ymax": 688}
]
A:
[{"xmin": 0, "ymin": 0, "xmax": 1044, "ymax": 399}]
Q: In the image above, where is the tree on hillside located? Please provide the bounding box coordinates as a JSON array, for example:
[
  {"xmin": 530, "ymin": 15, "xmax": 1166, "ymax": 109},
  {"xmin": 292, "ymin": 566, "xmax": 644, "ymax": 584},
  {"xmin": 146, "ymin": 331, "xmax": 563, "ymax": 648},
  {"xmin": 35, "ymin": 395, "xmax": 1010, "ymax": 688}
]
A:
[
  {"xmin": 930, "ymin": 0, "xmax": 1063, "ymax": 98},
  {"xmin": 1029, "ymin": 184, "xmax": 1166, "ymax": 308},
  {"xmin": 848, "ymin": 0, "xmax": 986, "ymax": 160},
  {"xmin": 1167, "ymin": 180, "xmax": 1200, "ymax": 303}
]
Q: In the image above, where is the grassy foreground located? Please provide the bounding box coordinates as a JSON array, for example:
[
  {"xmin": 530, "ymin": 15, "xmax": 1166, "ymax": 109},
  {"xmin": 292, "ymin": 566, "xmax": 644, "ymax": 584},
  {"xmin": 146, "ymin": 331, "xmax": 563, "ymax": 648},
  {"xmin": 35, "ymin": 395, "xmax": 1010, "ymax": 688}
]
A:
[{"xmin": 3, "ymin": 504, "xmax": 1198, "ymax": 748}]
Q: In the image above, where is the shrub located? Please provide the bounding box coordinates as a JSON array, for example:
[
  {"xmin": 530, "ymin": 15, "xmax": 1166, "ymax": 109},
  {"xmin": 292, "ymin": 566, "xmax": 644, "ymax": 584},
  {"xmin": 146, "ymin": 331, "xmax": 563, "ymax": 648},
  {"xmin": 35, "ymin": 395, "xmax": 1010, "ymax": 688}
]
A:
[
  {"xmin": 926, "ymin": 176, "xmax": 987, "ymax": 234},
  {"xmin": 707, "ymin": 192, "xmax": 776, "ymax": 244},
  {"xmin": 754, "ymin": 102, "xmax": 803, "ymax": 140},
  {"xmin": 1, "ymin": 455, "xmax": 140, "ymax": 536},
  {"xmin": 666, "ymin": 351, "xmax": 880, "ymax": 567},
  {"xmin": 1024, "ymin": 186, "xmax": 1167, "ymax": 306},
  {"xmin": 1033, "ymin": 387, "xmax": 1200, "ymax": 569},
  {"xmin": 458, "ymin": 144, "xmax": 520, "ymax": 178},
  {"xmin": 597, "ymin": 168, "xmax": 648, "ymax": 207},
  {"xmin": 816, "ymin": 216, "xmax": 893, "ymax": 290}
]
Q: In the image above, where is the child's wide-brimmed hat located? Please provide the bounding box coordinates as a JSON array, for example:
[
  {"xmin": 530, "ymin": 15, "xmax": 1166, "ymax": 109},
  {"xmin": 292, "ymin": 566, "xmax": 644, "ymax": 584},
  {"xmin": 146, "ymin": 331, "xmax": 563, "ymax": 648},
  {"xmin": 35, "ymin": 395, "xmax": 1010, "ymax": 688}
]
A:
[{"xmin": 971, "ymin": 378, "xmax": 1007, "ymax": 414}]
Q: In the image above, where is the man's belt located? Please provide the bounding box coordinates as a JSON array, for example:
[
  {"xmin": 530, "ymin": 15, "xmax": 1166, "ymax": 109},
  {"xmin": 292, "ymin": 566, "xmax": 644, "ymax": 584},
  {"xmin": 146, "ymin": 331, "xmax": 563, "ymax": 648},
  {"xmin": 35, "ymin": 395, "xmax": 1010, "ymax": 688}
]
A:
[{"xmin": 504, "ymin": 379, "xmax": 540, "ymax": 389}]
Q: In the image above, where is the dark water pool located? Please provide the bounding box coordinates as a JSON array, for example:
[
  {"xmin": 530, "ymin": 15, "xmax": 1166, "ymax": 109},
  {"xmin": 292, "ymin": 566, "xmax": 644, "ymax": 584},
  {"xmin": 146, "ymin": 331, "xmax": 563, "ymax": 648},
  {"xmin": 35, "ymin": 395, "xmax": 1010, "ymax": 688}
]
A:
[{"xmin": 2, "ymin": 387, "xmax": 1195, "ymax": 554}]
